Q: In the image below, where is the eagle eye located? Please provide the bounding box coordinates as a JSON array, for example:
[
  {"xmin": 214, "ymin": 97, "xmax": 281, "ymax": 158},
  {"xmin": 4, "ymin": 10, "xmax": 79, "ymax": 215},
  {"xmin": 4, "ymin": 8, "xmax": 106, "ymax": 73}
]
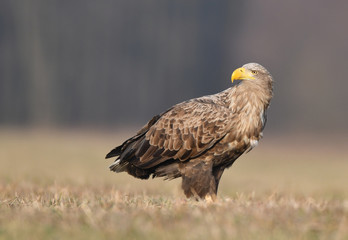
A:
[{"xmin": 251, "ymin": 70, "xmax": 258, "ymax": 75}]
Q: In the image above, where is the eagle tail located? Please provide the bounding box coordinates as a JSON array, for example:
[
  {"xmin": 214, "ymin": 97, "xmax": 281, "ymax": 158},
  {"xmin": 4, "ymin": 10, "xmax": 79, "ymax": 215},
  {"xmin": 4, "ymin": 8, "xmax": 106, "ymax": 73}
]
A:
[
  {"xmin": 153, "ymin": 162, "xmax": 181, "ymax": 180},
  {"xmin": 109, "ymin": 159, "xmax": 128, "ymax": 172}
]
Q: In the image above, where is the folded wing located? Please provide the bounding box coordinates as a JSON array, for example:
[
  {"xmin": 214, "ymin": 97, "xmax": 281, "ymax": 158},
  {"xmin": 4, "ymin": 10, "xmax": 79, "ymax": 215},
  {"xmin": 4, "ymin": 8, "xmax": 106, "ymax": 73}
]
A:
[{"xmin": 107, "ymin": 98, "xmax": 234, "ymax": 170}]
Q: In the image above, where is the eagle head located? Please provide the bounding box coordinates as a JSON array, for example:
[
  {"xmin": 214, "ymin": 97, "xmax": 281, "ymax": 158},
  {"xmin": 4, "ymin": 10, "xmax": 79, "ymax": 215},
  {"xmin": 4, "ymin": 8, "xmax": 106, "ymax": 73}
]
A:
[{"xmin": 231, "ymin": 63, "xmax": 272, "ymax": 85}]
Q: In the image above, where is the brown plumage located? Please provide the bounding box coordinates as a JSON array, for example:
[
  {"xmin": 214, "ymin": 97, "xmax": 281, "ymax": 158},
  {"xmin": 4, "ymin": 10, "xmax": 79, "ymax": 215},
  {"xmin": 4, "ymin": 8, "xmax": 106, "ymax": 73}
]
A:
[{"xmin": 106, "ymin": 63, "xmax": 273, "ymax": 200}]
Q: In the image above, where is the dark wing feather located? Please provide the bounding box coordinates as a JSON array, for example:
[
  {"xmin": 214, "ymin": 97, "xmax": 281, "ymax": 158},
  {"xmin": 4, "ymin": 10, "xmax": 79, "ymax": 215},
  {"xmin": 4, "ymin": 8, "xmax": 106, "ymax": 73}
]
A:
[
  {"xmin": 105, "ymin": 114, "xmax": 162, "ymax": 159},
  {"xmin": 105, "ymin": 145, "xmax": 122, "ymax": 159},
  {"xmin": 127, "ymin": 98, "xmax": 234, "ymax": 169}
]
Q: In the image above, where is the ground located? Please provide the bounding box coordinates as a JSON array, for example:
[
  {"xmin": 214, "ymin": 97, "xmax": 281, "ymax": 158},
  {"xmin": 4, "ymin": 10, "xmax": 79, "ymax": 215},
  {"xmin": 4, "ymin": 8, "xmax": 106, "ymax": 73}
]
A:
[{"xmin": 0, "ymin": 129, "xmax": 347, "ymax": 240}]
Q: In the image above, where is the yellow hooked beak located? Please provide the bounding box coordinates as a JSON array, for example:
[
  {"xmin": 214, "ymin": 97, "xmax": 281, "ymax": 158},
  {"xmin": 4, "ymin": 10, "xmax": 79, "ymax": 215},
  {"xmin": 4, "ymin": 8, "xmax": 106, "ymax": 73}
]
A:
[{"xmin": 231, "ymin": 67, "xmax": 255, "ymax": 83}]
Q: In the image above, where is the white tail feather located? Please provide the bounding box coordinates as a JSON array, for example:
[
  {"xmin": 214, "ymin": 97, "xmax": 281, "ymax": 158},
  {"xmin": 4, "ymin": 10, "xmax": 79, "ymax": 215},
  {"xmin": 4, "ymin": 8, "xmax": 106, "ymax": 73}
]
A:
[{"xmin": 109, "ymin": 159, "xmax": 128, "ymax": 172}]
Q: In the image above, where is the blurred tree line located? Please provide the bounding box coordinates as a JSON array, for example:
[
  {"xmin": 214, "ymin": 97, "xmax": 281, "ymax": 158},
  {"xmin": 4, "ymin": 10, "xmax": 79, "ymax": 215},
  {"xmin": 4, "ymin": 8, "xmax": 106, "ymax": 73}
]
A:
[
  {"xmin": 0, "ymin": 0, "xmax": 243, "ymax": 127},
  {"xmin": 1, "ymin": 0, "xmax": 347, "ymax": 132}
]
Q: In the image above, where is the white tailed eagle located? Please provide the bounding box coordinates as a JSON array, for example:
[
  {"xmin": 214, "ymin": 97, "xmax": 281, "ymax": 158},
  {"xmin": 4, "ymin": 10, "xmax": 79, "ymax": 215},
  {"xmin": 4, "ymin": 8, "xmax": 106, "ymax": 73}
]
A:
[{"xmin": 106, "ymin": 63, "xmax": 273, "ymax": 200}]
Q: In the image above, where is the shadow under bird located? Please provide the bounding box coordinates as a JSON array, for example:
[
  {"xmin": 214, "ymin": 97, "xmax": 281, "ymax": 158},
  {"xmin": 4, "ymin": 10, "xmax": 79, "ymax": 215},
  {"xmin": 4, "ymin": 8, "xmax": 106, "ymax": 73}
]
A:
[{"xmin": 106, "ymin": 63, "xmax": 273, "ymax": 200}]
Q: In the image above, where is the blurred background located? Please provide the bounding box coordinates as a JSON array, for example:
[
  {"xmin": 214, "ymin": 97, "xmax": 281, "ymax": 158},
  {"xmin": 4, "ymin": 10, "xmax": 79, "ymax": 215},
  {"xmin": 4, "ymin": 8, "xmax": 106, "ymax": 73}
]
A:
[
  {"xmin": 0, "ymin": 0, "xmax": 347, "ymax": 197},
  {"xmin": 1, "ymin": 2, "xmax": 348, "ymax": 238},
  {"xmin": 1, "ymin": 0, "xmax": 348, "ymax": 133}
]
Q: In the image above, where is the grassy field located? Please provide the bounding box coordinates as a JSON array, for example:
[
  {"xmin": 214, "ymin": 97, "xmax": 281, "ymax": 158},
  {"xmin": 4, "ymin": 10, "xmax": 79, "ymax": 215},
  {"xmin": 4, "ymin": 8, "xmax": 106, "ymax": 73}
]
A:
[{"xmin": 0, "ymin": 129, "xmax": 347, "ymax": 239}]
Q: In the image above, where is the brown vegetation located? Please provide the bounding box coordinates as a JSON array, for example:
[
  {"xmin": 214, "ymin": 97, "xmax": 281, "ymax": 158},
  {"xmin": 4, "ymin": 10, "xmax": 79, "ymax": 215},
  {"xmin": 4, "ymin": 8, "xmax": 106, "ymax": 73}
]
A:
[{"xmin": 0, "ymin": 129, "xmax": 347, "ymax": 239}]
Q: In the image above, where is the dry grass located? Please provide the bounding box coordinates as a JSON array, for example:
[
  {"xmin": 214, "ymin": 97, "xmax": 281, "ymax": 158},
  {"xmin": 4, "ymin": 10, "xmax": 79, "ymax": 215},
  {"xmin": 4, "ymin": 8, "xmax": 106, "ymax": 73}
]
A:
[{"xmin": 0, "ymin": 128, "xmax": 348, "ymax": 240}]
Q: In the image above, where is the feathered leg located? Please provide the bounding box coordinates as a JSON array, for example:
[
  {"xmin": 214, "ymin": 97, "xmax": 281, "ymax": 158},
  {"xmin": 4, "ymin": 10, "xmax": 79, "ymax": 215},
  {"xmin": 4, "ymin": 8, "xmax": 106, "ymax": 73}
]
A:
[
  {"xmin": 212, "ymin": 166, "xmax": 226, "ymax": 195},
  {"xmin": 180, "ymin": 160, "xmax": 217, "ymax": 200}
]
